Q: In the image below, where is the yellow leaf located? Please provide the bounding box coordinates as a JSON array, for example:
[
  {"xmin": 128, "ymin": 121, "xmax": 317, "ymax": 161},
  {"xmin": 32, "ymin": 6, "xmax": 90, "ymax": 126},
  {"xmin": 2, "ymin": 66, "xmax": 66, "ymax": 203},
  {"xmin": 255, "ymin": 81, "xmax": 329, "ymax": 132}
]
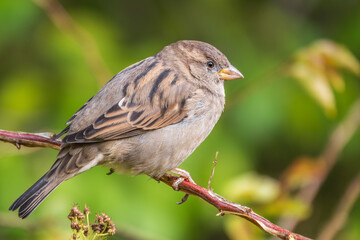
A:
[
  {"xmin": 315, "ymin": 40, "xmax": 360, "ymax": 76},
  {"xmin": 290, "ymin": 61, "xmax": 336, "ymax": 117},
  {"xmin": 289, "ymin": 39, "xmax": 360, "ymax": 117}
]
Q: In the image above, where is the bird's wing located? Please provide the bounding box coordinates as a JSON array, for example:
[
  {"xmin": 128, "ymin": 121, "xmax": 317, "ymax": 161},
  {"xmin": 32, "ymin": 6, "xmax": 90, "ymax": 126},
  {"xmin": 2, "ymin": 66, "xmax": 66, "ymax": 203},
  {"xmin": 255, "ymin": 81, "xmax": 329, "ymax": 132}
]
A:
[
  {"xmin": 53, "ymin": 58, "xmax": 150, "ymax": 140},
  {"xmin": 63, "ymin": 66, "xmax": 194, "ymax": 143}
]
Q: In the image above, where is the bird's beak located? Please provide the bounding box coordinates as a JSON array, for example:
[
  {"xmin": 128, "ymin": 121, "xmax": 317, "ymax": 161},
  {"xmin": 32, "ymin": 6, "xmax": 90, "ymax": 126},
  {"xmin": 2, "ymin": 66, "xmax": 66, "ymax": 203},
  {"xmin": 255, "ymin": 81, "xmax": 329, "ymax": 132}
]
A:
[{"xmin": 218, "ymin": 65, "xmax": 244, "ymax": 80}]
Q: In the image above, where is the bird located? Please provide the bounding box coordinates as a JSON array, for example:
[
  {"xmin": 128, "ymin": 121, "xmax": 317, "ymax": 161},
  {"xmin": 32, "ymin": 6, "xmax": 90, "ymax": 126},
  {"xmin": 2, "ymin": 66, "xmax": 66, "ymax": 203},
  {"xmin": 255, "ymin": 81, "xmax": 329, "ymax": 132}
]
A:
[{"xmin": 9, "ymin": 40, "xmax": 243, "ymax": 218}]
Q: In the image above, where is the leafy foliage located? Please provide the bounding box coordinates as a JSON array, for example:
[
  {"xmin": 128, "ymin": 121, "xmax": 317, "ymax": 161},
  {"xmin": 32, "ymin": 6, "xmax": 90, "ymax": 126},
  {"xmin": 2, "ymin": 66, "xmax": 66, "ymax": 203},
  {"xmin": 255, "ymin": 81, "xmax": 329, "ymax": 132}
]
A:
[{"xmin": 0, "ymin": 1, "xmax": 360, "ymax": 240}]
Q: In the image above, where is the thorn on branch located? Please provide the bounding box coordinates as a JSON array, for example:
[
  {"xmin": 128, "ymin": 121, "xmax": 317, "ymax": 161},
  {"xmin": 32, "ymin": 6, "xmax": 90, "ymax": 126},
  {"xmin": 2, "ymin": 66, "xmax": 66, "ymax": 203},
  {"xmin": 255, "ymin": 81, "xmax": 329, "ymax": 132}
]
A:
[
  {"xmin": 14, "ymin": 142, "xmax": 21, "ymax": 150},
  {"xmin": 216, "ymin": 210, "xmax": 225, "ymax": 217},
  {"xmin": 176, "ymin": 194, "xmax": 189, "ymax": 204}
]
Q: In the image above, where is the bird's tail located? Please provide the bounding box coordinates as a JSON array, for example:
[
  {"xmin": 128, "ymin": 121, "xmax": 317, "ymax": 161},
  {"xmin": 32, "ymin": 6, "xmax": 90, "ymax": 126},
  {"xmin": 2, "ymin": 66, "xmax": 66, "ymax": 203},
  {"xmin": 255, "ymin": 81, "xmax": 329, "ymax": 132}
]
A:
[
  {"xmin": 9, "ymin": 160, "xmax": 64, "ymax": 219},
  {"xmin": 10, "ymin": 144, "xmax": 101, "ymax": 218}
]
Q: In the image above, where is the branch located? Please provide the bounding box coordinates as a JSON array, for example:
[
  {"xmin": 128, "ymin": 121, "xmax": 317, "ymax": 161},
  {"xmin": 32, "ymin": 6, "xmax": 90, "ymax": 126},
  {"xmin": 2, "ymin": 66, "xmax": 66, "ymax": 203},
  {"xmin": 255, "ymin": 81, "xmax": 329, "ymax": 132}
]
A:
[
  {"xmin": 160, "ymin": 174, "xmax": 311, "ymax": 240},
  {"xmin": 0, "ymin": 129, "xmax": 60, "ymax": 150},
  {"xmin": 0, "ymin": 129, "xmax": 312, "ymax": 240}
]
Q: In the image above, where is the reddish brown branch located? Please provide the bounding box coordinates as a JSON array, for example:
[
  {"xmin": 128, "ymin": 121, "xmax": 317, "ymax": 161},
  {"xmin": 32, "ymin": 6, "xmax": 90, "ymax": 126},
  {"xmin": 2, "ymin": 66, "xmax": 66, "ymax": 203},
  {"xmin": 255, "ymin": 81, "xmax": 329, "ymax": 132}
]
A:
[
  {"xmin": 161, "ymin": 174, "xmax": 311, "ymax": 240},
  {"xmin": 0, "ymin": 129, "xmax": 312, "ymax": 240},
  {"xmin": 0, "ymin": 129, "xmax": 61, "ymax": 150}
]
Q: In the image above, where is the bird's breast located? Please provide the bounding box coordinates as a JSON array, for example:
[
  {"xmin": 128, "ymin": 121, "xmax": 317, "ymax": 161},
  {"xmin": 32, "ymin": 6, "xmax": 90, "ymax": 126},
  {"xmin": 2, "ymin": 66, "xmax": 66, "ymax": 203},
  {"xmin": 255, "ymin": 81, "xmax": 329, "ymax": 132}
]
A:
[{"xmin": 111, "ymin": 91, "xmax": 225, "ymax": 178}]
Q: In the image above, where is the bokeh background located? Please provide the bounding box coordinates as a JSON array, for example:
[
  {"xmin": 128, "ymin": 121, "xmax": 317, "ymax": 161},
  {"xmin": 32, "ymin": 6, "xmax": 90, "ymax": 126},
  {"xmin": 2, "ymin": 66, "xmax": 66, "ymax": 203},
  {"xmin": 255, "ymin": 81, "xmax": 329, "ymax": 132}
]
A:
[{"xmin": 1, "ymin": 0, "xmax": 360, "ymax": 239}]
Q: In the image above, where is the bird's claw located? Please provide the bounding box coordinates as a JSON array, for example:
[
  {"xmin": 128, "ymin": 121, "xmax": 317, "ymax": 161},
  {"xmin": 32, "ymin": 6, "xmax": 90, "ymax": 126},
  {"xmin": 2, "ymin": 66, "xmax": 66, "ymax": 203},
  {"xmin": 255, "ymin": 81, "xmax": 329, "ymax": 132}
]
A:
[
  {"xmin": 176, "ymin": 194, "xmax": 189, "ymax": 204},
  {"xmin": 106, "ymin": 168, "xmax": 115, "ymax": 175},
  {"xmin": 170, "ymin": 168, "xmax": 196, "ymax": 190}
]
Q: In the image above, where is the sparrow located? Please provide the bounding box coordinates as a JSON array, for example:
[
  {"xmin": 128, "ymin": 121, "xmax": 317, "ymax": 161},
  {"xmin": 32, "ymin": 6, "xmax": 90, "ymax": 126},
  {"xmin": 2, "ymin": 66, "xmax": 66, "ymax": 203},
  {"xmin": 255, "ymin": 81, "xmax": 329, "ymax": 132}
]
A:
[{"xmin": 9, "ymin": 40, "xmax": 243, "ymax": 218}]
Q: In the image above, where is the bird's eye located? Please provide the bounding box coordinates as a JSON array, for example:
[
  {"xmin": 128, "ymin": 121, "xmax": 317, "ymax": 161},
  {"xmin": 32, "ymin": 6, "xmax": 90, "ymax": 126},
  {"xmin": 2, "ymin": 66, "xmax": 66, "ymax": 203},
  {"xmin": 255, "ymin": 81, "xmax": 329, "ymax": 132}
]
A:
[{"xmin": 207, "ymin": 61, "xmax": 215, "ymax": 68}]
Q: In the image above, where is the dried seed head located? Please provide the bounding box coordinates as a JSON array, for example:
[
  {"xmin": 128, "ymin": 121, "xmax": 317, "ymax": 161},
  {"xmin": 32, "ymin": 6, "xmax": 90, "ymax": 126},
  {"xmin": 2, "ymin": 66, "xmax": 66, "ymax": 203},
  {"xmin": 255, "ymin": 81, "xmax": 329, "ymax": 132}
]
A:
[
  {"xmin": 83, "ymin": 225, "xmax": 89, "ymax": 237},
  {"xmin": 103, "ymin": 214, "xmax": 110, "ymax": 222},
  {"xmin": 83, "ymin": 206, "xmax": 90, "ymax": 215},
  {"xmin": 91, "ymin": 224, "xmax": 101, "ymax": 233},
  {"xmin": 71, "ymin": 222, "xmax": 77, "ymax": 230},
  {"xmin": 68, "ymin": 213, "xmax": 75, "ymax": 221},
  {"xmin": 108, "ymin": 228, "xmax": 116, "ymax": 236},
  {"xmin": 77, "ymin": 212, "xmax": 85, "ymax": 220}
]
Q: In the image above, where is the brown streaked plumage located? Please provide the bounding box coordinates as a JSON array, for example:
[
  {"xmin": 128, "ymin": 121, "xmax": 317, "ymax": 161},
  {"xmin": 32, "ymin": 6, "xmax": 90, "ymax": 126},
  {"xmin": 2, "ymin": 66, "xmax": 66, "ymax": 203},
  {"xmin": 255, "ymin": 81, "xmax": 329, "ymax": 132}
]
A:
[{"xmin": 9, "ymin": 40, "xmax": 244, "ymax": 218}]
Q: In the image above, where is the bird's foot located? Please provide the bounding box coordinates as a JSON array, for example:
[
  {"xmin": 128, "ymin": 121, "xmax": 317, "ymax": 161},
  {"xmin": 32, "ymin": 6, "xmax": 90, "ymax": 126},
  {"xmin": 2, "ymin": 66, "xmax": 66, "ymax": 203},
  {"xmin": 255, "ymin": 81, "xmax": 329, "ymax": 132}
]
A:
[
  {"xmin": 169, "ymin": 168, "xmax": 195, "ymax": 205},
  {"xmin": 170, "ymin": 168, "xmax": 196, "ymax": 191}
]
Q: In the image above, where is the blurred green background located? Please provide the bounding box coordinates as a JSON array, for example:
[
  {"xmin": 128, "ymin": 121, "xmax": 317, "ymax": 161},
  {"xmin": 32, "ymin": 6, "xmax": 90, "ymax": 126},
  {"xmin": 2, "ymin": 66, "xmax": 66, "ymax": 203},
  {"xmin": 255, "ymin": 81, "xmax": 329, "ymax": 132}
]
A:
[{"xmin": 1, "ymin": 0, "xmax": 360, "ymax": 239}]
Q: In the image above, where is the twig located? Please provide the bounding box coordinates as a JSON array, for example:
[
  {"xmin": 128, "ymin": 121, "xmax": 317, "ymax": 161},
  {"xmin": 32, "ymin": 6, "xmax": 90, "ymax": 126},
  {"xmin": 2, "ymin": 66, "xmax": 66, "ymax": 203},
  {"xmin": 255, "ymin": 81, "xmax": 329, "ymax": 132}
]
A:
[
  {"xmin": 0, "ymin": 129, "xmax": 312, "ymax": 240},
  {"xmin": 207, "ymin": 151, "xmax": 218, "ymax": 190},
  {"xmin": 161, "ymin": 174, "xmax": 311, "ymax": 240},
  {"xmin": 317, "ymin": 172, "xmax": 360, "ymax": 240},
  {"xmin": 0, "ymin": 129, "xmax": 61, "ymax": 150}
]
